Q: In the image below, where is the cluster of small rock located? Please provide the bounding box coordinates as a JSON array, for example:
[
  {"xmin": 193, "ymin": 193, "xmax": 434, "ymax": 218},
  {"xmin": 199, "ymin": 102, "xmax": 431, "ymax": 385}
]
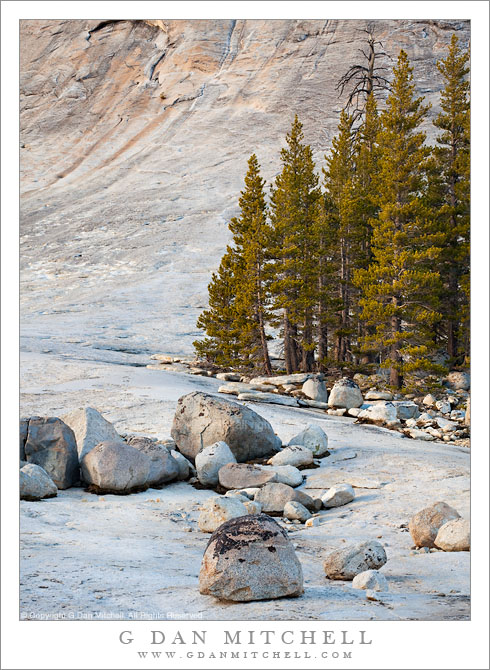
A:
[
  {"xmin": 147, "ymin": 356, "xmax": 470, "ymax": 446},
  {"xmin": 20, "ymin": 389, "xmax": 469, "ymax": 605}
]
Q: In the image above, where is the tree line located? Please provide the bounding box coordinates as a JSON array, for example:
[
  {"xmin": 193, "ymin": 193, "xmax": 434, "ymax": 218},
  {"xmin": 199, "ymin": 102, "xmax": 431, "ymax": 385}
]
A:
[{"xmin": 194, "ymin": 35, "xmax": 469, "ymax": 388}]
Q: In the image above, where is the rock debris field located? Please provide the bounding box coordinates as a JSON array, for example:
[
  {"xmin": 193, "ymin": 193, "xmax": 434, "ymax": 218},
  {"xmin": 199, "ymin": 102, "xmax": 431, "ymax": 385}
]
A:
[{"xmin": 19, "ymin": 351, "xmax": 470, "ymax": 621}]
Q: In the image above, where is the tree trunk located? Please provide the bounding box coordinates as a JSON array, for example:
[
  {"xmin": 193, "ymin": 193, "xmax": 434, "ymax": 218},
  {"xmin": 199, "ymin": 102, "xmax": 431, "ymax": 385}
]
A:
[
  {"xmin": 389, "ymin": 298, "xmax": 402, "ymax": 388},
  {"xmin": 284, "ymin": 312, "xmax": 300, "ymax": 374},
  {"xmin": 301, "ymin": 311, "xmax": 315, "ymax": 372},
  {"xmin": 258, "ymin": 308, "xmax": 272, "ymax": 375}
]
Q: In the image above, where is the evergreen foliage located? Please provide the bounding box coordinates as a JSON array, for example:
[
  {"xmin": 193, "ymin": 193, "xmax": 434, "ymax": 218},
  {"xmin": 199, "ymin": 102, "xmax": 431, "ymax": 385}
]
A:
[{"xmin": 353, "ymin": 50, "xmax": 442, "ymax": 388}]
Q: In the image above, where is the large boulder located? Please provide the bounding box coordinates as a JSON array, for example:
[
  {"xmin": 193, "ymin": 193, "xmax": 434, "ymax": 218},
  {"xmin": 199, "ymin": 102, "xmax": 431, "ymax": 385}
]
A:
[
  {"xmin": 446, "ymin": 371, "xmax": 470, "ymax": 391},
  {"xmin": 409, "ymin": 501, "xmax": 461, "ymax": 548},
  {"xmin": 198, "ymin": 496, "xmax": 248, "ymax": 532},
  {"xmin": 287, "ymin": 424, "xmax": 329, "ymax": 457},
  {"xmin": 171, "ymin": 392, "xmax": 281, "ymax": 462},
  {"xmin": 20, "ymin": 463, "xmax": 58, "ymax": 501},
  {"xmin": 24, "ymin": 417, "xmax": 79, "ymax": 489},
  {"xmin": 80, "ymin": 441, "xmax": 150, "ymax": 494},
  {"xmin": 199, "ymin": 514, "xmax": 304, "ymax": 601},
  {"xmin": 268, "ymin": 445, "xmax": 314, "ymax": 468},
  {"xmin": 323, "ymin": 540, "xmax": 387, "ymax": 580},
  {"xmin": 302, "ymin": 379, "xmax": 328, "ymax": 403},
  {"xmin": 20, "ymin": 418, "xmax": 29, "ymax": 460},
  {"xmin": 328, "ymin": 378, "xmax": 363, "ymax": 409},
  {"xmin": 128, "ymin": 438, "xmax": 179, "ymax": 487},
  {"xmin": 321, "ymin": 483, "xmax": 355, "ymax": 508},
  {"xmin": 62, "ymin": 407, "xmax": 124, "ymax": 461},
  {"xmin": 218, "ymin": 463, "xmax": 276, "ymax": 490},
  {"xmin": 434, "ymin": 518, "xmax": 470, "ymax": 552},
  {"xmin": 195, "ymin": 441, "xmax": 236, "ymax": 487},
  {"xmin": 254, "ymin": 482, "xmax": 316, "ymax": 514}
]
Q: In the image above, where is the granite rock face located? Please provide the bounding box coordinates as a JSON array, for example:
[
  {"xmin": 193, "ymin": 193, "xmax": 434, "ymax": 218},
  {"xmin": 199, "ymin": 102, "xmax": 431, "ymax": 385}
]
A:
[
  {"xmin": 62, "ymin": 407, "xmax": 124, "ymax": 461},
  {"xmin": 20, "ymin": 20, "xmax": 470, "ymax": 356},
  {"xmin": 199, "ymin": 514, "xmax": 304, "ymax": 601}
]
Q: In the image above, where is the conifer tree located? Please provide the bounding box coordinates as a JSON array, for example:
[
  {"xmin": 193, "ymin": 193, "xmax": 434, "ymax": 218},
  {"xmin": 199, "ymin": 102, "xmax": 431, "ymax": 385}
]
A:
[
  {"xmin": 194, "ymin": 155, "xmax": 273, "ymax": 373},
  {"xmin": 269, "ymin": 115, "xmax": 322, "ymax": 373},
  {"xmin": 323, "ymin": 110, "xmax": 358, "ymax": 363},
  {"xmin": 432, "ymin": 34, "xmax": 470, "ymax": 362},
  {"xmin": 229, "ymin": 154, "xmax": 273, "ymax": 374},
  {"xmin": 194, "ymin": 248, "xmax": 244, "ymax": 367},
  {"xmin": 354, "ymin": 50, "xmax": 442, "ymax": 388}
]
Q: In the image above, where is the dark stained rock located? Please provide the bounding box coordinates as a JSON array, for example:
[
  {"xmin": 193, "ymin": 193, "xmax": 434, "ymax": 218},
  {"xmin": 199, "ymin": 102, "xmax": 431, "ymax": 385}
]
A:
[{"xmin": 25, "ymin": 417, "xmax": 79, "ymax": 489}]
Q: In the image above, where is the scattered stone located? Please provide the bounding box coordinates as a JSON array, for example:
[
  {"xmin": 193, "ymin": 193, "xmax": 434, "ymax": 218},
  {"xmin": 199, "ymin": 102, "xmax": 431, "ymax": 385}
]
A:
[
  {"xmin": 255, "ymin": 482, "xmax": 316, "ymax": 514},
  {"xmin": 283, "ymin": 500, "xmax": 312, "ymax": 522},
  {"xmin": 436, "ymin": 400, "xmax": 451, "ymax": 415},
  {"xmin": 352, "ymin": 570, "xmax": 389, "ymax": 592},
  {"xmin": 25, "ymin": 417, "xmax": 79, "ymax": 489},
  {"xmin": 224, "ymin": 491, "xmax": 250, "ymax": 503},
  {"xmin": 464, "ymin": 397, "xmax": 470, "ymax": 426},
  {"xmin": 323, "ymin": 541, "xmax": 387, "ymax": 580},
  {"xmin": 269, "ymin": 465, "xmax": 303, "ymax": 488},
  {"xmin": 20, "ymin": 463, "xmax": 58, "ymax": 501},
  {"xmin": 171, "ymin": 392, "xmax": 281, "ymax": 462},
  {"xmin": 298, "ymin": 399, "xmax": 329, "ymax": 409},
  {"xmin": 268, "ymin": 445, "xmax": 314, "ymax": 468},
  {"xmin": 197, "ymin": 496, "xmax": 248, "ymax": 533},
  {"xmin": 321, "ymin": 483, "xmax": 355, "ymax": 508},
  {"xmin": 365, "ymin": 390, "xmax": 393, "ymax": 401},
  {"xmin": 435, "ymin": 518, "xmax": 470, "ymax": 552},
  {"xmin": 250, "ymin": 373, "xmax": 312, "ymax": 387},
  {"xmin": 392, "ymin": 401, "xmax": 420, "ymax": 420},
  {"xmin": 216, "ymin": 372, "xmax": 242, "ymax": 382},
  {"xmin": 218, "ymin": 382, "xmax": 276, "ymax": 395},
  {"xmin": 282, "ymin": 384, "xmax": 298, "ymax": 393},
  {"xmin": 435, "ymin": 417, "xmax": 458, "ymax": 432},
  {"xmin": 417, "ymin": 412, "xmax": 434, "ymax": 424},
  {"xmin": 305, "ymin": 516, "xmax": 321, "ymax": 527},
  {"xmin": 423, "ymin": 394, "xmax": 436, "ymax": 406},
  {"xmin": 218, "ymin": 462, "xmax": 276, "ymax": 490},
  {"xmin": 405, "ymin": 428, "xmax": 435, "ymax": 441},
  {"xmin": 302, "ymin": 378, "xmax": 328, "ymax": 403},
  {"xmin": 130, "ymin": 439, "xmax": 180, "ymax": 487},
  {"xmin": 405, "ymin": 418, "xmax": 417, "ymax": 428},
  {"xmin": 327, "ymin": 408, "xmax": 347, "ymax": 416},
  {"xmin": 240, "ymin": 487, "xmax": 260, "ymax": 499},
  {"xmin": 347, "ymin": 408, "xmax": 361, "ymax": 417},
  {"xmin": 81, "ymin": 441, "xmax": 150, "ymax": 494},
  {"xmin": 195, "ymin": 441, "xmax": 236, "ymax": 487},
  {"xmin": 243, "ymin": 500, "xmax": 262, "ymax": 515},
  {"xmin": 237, "ymin": 392, "xmax": 299, "ymax": 407},
  {"xmin": 358, "ymin": 402, "xmax": 397, "ymax": 425},
  {"xmin": 365, "ymin": 589, "xmax": 383, "ymax": 602},
  {"xmin": 450, "ymin": 410, "xmax": 465, "ymax": 421},
  {"xmin": 199, "ymin": 514, "xmax": 304, "ymax": 601},
  {"xmin": 170, "ymin": 449, "xmax": 194, "ymax": 480},
  {"xmin": 409, "ymin": 501, "xmax": 461, "ymax": 548},
  {"xmin": 446, "ymin": 371, "xmax": 470, "ymax": 391},
  {"xmin": 328, "ymin": 378, "xmax": 363, "ymax": 409},
  {"xmin": 287, "ymin": 423, "xmax": 329, "ymax": 457},
  {"xmin": 150, "ymin": 354, "xmax": 173, "ymax": 363}
]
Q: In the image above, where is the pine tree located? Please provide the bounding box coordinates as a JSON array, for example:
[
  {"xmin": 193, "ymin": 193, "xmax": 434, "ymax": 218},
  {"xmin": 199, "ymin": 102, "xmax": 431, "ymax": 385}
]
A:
[
  {"xmin": 432, "ymin": 34, "xmax": 470, "ymax": 363},
  {"xmin": 229, "ymin": 154, "xmax": 273, "ymax": 374},
  {"xmin": 353, "ymin": 50, "xmax": 442, "ymax": 388},
  {"xmin": 323, "ymin": 110, "xmax": 359, "ymax": 363},
  {"xmin": 194, "ymin": 248, "xmax": 245, "ymax": 367},
  {"xmin": 269, "ymin": 115, "xmax": 322, "ymax": 373},
  {"xmin": 194, "ymin": 155, "xmax": 273, "ymax": 373}
]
